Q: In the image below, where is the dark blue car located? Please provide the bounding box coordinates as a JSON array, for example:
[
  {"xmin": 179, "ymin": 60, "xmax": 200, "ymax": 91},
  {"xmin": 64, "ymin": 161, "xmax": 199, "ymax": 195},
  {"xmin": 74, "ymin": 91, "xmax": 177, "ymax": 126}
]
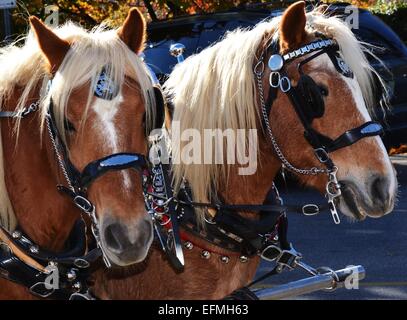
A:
[{"xmin": 144, "ymin": 3, "xmax": 407, "ymax": 149}]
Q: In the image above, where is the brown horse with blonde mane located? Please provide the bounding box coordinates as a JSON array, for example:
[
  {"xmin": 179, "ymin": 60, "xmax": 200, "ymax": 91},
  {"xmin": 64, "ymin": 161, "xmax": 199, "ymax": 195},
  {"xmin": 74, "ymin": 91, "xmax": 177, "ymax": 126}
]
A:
[
  {"xmin": 91, "ymin": 2, "xmax": 397, "ymax": 299},
  {"xmin": 0, "ymin": 9, "xmax": 157, "ymax": 299}
]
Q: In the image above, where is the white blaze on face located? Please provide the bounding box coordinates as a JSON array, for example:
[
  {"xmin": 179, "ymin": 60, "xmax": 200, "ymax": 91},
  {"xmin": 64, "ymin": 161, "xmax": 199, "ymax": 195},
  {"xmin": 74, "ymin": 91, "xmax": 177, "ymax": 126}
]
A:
[
  {"xmin": 92, "ymin": 95, "xmax": 132, "ymax": 190},
  {"xmin": 341, "ymin": 74, "xmax": 397, "ymax": 197},
  {"xmin": 308, "ymin": 54, "xmax": 397, "ymax": 215}
]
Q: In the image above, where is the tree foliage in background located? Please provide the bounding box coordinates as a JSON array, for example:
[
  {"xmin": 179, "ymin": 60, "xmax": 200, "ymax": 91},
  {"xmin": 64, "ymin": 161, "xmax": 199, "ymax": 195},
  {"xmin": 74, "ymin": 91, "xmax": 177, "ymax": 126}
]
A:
[
  {"xmin": 8, "ymin": 0, "xmax": 407, "ymax": 41},
  {"xmin": 12, "ymin": 0, "xmax": 296, "ymax": 27},
  {"xmin": 326, "ymin": 0, "xmax": 407, "ymax": 42}
]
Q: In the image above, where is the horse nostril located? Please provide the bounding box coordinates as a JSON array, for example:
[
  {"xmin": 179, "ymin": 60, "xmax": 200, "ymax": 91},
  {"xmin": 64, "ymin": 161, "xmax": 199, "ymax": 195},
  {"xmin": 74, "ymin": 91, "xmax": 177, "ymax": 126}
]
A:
[
  {"xmin": 370, "ymin": 175, "xmax": 390, "ymax": 206},
  {"xmin": 103, "ymin": 223, "xmax": 130, "ymax": 252}
]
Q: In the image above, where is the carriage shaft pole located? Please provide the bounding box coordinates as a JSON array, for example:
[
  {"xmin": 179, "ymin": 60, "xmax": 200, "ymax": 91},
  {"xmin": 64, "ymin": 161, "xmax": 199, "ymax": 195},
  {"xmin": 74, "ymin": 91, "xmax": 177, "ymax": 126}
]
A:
[{"xmin": 254, "ymin": 265, "xmax": 365, "ymax": 300}]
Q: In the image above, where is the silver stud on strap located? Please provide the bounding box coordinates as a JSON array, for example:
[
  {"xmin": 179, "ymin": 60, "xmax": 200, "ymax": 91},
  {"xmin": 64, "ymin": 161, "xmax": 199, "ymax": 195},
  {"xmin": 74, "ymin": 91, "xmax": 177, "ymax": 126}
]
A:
[
  {"xmin": 239, "ymin": 256, "xmax": 249, "ymax": 263},
  {"xmin": 184, "ymin": 241, "xmax": 194, "ymax": 250},
  {"xmin": 67, "ymin": 270, "xmax": 77, "ymax": 282},
  {"xmin": 201, "ymin": 250, "xmax": 211, "ymax": 259},
  {"xmin": 29, "ymin": 245, "xmax": 39, "ymax": 254},
  {"xmin": 12, "ymin": 230, "xmax": 22, "ymax": 239},
  {"xmin": 220, "ymin": 256, "xmax": 230, "ymax": 264},
  {"xmin": 72, "ymin": 282, "xmax": 82, "ymax": 292}
]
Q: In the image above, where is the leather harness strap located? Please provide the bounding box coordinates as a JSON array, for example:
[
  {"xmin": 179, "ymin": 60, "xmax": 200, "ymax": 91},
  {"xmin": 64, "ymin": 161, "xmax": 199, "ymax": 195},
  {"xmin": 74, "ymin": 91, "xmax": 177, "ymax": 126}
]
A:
[{"xmin": 0, "ymin": 228, "xmax": 47, "ymax": 273}]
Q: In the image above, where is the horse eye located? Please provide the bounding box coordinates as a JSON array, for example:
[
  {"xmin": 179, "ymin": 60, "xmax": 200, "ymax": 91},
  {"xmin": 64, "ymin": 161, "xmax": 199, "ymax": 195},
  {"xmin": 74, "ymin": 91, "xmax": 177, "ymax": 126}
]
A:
[
  {"xmin": 64, "ymin": 119, "xmax": 76, "ymax": 132},
  {"xmin": 318, "ymin": 85, "xmax": 329, "ymax": 97}
]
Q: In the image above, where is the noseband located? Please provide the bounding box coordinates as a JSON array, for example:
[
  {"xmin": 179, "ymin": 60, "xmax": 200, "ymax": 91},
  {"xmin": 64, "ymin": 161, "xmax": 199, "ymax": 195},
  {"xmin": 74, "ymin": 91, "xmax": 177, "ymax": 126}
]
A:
[{"xmin": 254, "ymin": 38, "xmax": 384, "ymax": 224}]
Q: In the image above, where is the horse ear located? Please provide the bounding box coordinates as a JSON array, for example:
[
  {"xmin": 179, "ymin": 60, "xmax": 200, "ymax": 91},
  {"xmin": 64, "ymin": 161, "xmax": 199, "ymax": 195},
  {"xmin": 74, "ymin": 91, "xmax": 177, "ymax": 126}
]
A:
[
  {"xmin": 118, "ymin": 8, "xmax": 147, "ymax": 54},
  {"xmin": 29, "ymin": 16, "xmax": 70, "ymax": 73},
  {"xmin": 279, "ymin": 1, "xmax": 307, "ymax": 53}
]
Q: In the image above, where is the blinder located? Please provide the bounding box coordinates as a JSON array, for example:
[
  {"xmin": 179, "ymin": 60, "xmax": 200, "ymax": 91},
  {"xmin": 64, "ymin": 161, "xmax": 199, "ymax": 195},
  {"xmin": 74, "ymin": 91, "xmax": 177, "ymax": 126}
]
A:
[
  {"xmin": 94, "ymin": 67, "xmax": 119, "ymax": 100},
  {"xmin": 151, "ymin": 86, "xmax": 166, "ymax": 130},
  {"xmin": 296, "ymin": 74, "xmax": 325, "ymax": 122},
  {"xmin": 93, "ymin": 65, "xmax": 166, "ymax": 131}
]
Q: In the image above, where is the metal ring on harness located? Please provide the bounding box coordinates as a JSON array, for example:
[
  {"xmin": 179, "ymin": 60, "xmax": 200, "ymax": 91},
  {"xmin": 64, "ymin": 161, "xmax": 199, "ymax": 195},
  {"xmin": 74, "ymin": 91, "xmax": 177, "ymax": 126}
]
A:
[
  {"xmin": 74, "ymin": 196, "xmax": 94, "ymax": 214},
  {"xmin": 302, "ymin": 204, "xmax": 320, "ymax": 216}
]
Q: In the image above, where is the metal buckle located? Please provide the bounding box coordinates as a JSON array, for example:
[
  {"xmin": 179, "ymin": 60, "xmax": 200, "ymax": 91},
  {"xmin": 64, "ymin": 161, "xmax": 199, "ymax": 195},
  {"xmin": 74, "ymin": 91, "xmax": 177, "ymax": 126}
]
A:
[
  {"xmin": 326, "ymin": 167, "xmax": 342, "ymax": 225},
  {"xmin": 261, "ymin": 245, "xmax": 282, "ymax": 262},
  {"xmin": 270, "ymin": 72, "xmax": 281, "ymax": 88},
  {"xmin": 254, "ymin": 60, "xmax": 265, "ymax": 76},
  {"xmin": 317, "ymin": 266, "xmax": 340, "ymax": 291},
  {"xmin": 74, "ymin": 195, "xmax": 94, "ymax": 214},
  {"xmin": 314, "ymin": 148, "xmax": 330, "ymax": 163},
  {"xmin": 277, "ymin": 247, "xmax": 302, "ymax": 270},
  {"xmin": 29, "ymin": 282, "xmax": 55, "ymax": 298},
  {"xmin": 280, "ymin": 77, "xmax": 291, "ymax": 93},
  {"xmin": 74, "ymin": 258, "xmax": 90, "ymax": 269},
  {"xmin": 302, "ymin": 204, "xmax": 320, "ymax": 216}
]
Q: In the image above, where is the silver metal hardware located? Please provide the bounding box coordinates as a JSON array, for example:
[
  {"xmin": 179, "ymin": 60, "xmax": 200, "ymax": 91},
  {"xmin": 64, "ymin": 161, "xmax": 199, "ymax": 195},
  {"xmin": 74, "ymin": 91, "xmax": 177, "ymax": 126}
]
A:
[
  {"xmin": 29, "ymin": 282, "xmax": 55, "ymax": 298},
  {"xmin": 261, "ymin": 245, "xmax": 282, "ymax": 262},
  {"xmin": 254, "ymin": 60, "xmax": 265, "ymax": 76},
  {"xmin": 282, "ymin": 39, "xmax": 336, "ymax": 62},
  {"xmin": 72, "ymin": 282, "xmax": 82, "ymax": 292},
  {"xmin": 280, "ymin": 76, "xmax": 291, "ymax": 92},
  {"xmin": 20, "ymin": 101, "xmax": 40, "ymax": 118},
  {"xmin": 46, "ymin": 116, "xmax": 75, "ymax": 191},
  {"xmin": 12, "ymin": 230, "xmax": 22, "ymax": 239},
  {"xmin": 184, "ymin": 241, "xmax": 194, "ymax": 250},
  {"xmin": 314, "ymin": 148, "xmax": 330, "ymax": 163},
  {"xmin": 69, "ymin": 290, "xmax": 96, "ymax": 300},
  {"xmin": 270, "ymin": 72, "xmax": 281, "ymax": 88},
  {"xmin": 268, "ymin": 54, "xmax": 284, "ymax": 71},
  {"xmin": 254, "ymin": 265, "xmax": 365, "ymax": 300},
  {"xmin": 326, "ymin": 167, "xmax": 342, "ymax": 225},
  {"xmin": 29, "ymin": 245, "xmax": 39, "ymax": 254},
  {"xmin": 66, "ymin": 269, "xmax": 77, "ymax": 282},
  {"xmin": 295, "ymin": 260, "xmax": 318, "ymax": 276},
  {"xmin": 239, "ymin": 255, "xmax": 249, "ymax": 263},
  {"xmin": 74, "ymin": 258, "xmax": 90, "ymax": 269},
  {"xmin": 317, "ymin": 266, "xmax": 340, "ymax": 291},
  {"xmin": 220, "ymin": 256, "xmax": 230, "ymax": 264},
  {"xmin": 73, "ymin": 195, "xmax": 94, "ymax": 214},
  {"xmin": 302, "ymin": 204, "xmax": 320, "ymax": 216},
  {"xmin": 201, "ymin": 250, "xmax": 211, "ymax": 259},
  {"xmin": 91, "ymin": 221, "xmax": 112, "ymax": 269},
  {"xmin": 204, "ymin": 214, "xmax": 217, "ymax": 225},
  {"xmin": 170, "ymin": 43, "xmax": 186, "ymax": 63}
]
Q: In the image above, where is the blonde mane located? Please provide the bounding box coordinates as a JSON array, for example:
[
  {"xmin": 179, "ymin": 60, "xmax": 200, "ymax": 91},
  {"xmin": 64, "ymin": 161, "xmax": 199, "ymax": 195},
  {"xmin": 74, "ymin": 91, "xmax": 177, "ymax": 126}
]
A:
[
  {"xmin": 165, "ymin": 8, "xmax": 383, "ymax": 219},
  {"xmin": 0, "ymin": 21, "xmax": 155, "ymax": 230}
]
